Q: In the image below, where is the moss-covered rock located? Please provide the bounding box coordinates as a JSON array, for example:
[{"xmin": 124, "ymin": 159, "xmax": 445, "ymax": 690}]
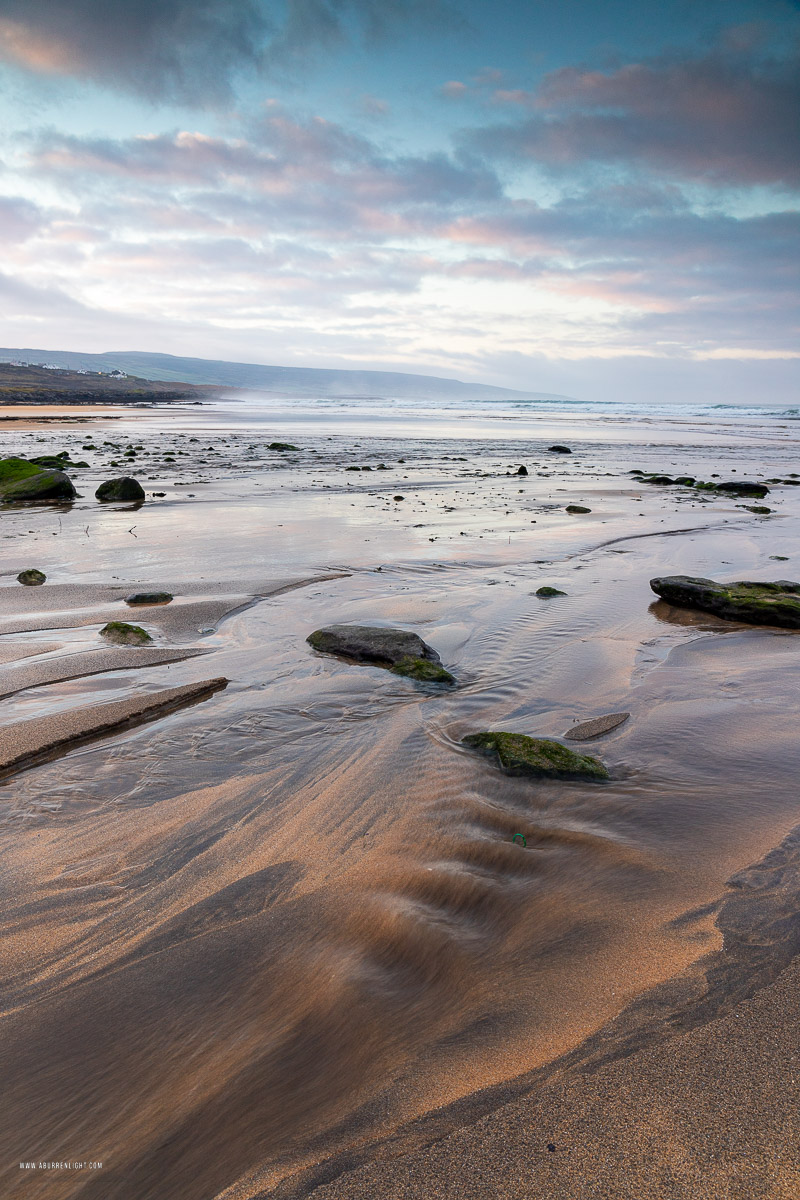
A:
[
  {"xmin": 17, "ymin": 568, "xmax": 46, "ymax": 586},
  {"xmin": 125, "ymin": 591, "xmax": 173, "ymax": 606},
  {"xmin": 0, "ymin": 458, "xmax": 76, "ymax": 501},
  {"xmin": 744, "ymin": 505, "xmax": 772, "ymax": 514},
  {"xmin": 100, "ymin": 621, "xmax": 152, "ymax": 645},
  {"xmin": 650, "ymin": 576, "xmax": 800, "ymax": 628},
  {"xmin": 0, "ymin": 457, "xmax": 43, "ymax": 487},
  {"xmin": 268, "ymin": 441, "xmax": 298, "ymax": 451},
  {"xmin": 95, "ymin": 476, "xmax": 145, "ymax": 502},
  {"xmin": 390, "ymin": 656, "xmax": 455, "ymax": 683},
  {"xmin": 463, "ymin": 731, "xmax": 608, "ymax": 780},
  {"xmin": 565, "ymin": 504, "xmax": 591, "ymax": 514},
  {"xmin": 307, "ymin": 624, "xmax": 454, "ymax": 682},
  {"xmin": 536, "ymin": 585, "xmax": 567, "ymax": 597}
]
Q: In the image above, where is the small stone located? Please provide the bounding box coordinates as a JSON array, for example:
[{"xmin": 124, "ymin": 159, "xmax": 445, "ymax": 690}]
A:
[
  {"xmin": 17, "ymin": 568, "xmax": 46, "ymax": 586},
  {"xmin": 100, "ymin": 621, "xmax": 152, "ymax": 645},
  {"xmin": 125, "ymin": 591, "xmax": 174, "ymax": 606},
  {"xmin": 564, "ymin": 712, "xmax": 630, "ymax": 740}
]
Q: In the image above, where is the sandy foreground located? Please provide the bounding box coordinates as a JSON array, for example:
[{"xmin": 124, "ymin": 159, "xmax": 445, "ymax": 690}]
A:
[{"xmin": 1, "ymin": 400, "xmax": 799, "ymax": 1199}]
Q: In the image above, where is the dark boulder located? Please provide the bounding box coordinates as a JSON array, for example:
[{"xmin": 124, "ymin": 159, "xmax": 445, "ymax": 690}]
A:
[
  {"xmin": 548, "ymin": 445, "xmax": 572, "ymax": 454},
  {"xmin": 95, "ymin": 477, "xmax": 146, "ymax": 502},
  {"xmin": 566, "ymin": 504, "xmax": 591, "ymax": 514},
  {"xmin": 536, "ymin": 586, "xmax": 566, "ymax": 597},
  {"xmin": 268, "ymin": 442, "xmax": 298, "ymax": 451},
  {"xmin": 307, "ymin": 624, "xmax": 454, "ymax": 683},
  {"xmin": 650, "ymin": 576, "xmax": 800, "ymax": 628},
  {"xmin": 715, "ymin": 480, "xmax": 769, "ymax": 497},
  {"xmin": 516, "ymin": 465, "xmax": 528, "ymax": 475},
  {"xmin": 462, "ymin": 731, "xmax": 608, "ymax": 780},
  {"xmin": 17, "ymin": 569, "xmax": 46, "ymax": 586}
]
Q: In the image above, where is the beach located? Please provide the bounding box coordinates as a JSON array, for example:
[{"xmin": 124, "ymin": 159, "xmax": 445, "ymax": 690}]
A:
[{"xmin": 1, "ymin": 395, "xmax": 799, "ymax": 1199}]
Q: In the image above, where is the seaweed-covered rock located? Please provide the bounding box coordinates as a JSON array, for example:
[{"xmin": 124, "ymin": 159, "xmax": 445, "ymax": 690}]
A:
[
  {"xmin": 462, "ymin": 731, "xmax": 608, "ymax": 780},
  {"xmin": 95, "ymin": 477, "xmax": 146, "ymax": 502},
  {"xmin": 536, "ymin": 586, "xmax": 566, "ymax": 597},
  {"xmin": 268, "ymin": 442, "xmax": 298, "ymax": 451},
  {"xmin": 650, "ymin": 576, "xmax": 800, "ymax": 628},
  {"xmin": 0, "ymin": 458, "xmax": 76, "ymax": 501},
  {"xmin": 548, "ymin": 444, "xmax": 572, "ymax": 454},
  {"xmin": 307, "ymin": 624, "xmax": 453, "ymax": 682},
  {"xmin": 125, "ymin": 591, "xmax": 173, "ymax": 606},
  {"xmin": 100, "ymin": 621, "xmax": 152, "ymax": 645},
  {"xmin": 391, "ymin": 656, "xmax": 455, "ymax": 684},
  {"xmin": 17, "ymin": 568, "xmax": 46, "ymax": 586},
  {"xmin": 715, "ymin": 480, "xmax": 769, "ymax": 497},
  {"xmin": 566, "ymin": 504, "xmax": 591, "ymax": 514}
]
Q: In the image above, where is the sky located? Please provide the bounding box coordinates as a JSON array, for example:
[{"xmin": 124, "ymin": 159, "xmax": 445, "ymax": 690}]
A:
[{"xmin": 0, "ymin": 0, "xmax": 798, "ymax": 403}]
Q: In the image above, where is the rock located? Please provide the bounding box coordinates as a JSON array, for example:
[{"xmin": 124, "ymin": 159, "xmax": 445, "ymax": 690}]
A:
[
  {"xmin": 564, "ymin": 712, "xmax": 630, "ymax": 740},
  {"xmin": 268, "ymin": 442, "xmax": 298, "ymax": 451},
  {"xmin": 462, "ymin": 731, "xmax": 608, "ymax": 780},
  {"xmin": 516, "ymin": 465, "xmax": 528, "ymax": 476},
  {"xmin": 125, "ymin": 592, "xmax": 174, "ymax": 606},
  {"xmin": 566, "ymin": 504, "xmax": 591, "ymax": 514},
  {"xmin": 643, "ymin": 474, "xmax": 676, "ymax": 485},
  {"xmin": 716, "ymin": 480, "xmax": 769, "ymax": 497},
  {"xmin": 95, "ymin": 477, "xmax": 146, "ymax": 502},
  {"xmin": 393, "ymin": 495, "xmax": 405, "ymax": 501},
  {"xmin": 744, "ymin": 505, "xmax": 772, "ymax": 514},
  {"xmin": 307, "ymin": 624, "xmax": 453, "ymax": 682},
  {"xmin": 650, "ymin": 576, "xmax": 800, "ymax": 628},
  {"xmin": 17, "ymin": 569, "xmax": 46, "ymax": 586},
  {"xmin": 391, "ymin": 656, "xmax": 455, "ymax": 683},
  {"xmin": 548, "ymin": 445, "xmax": 572, "ymax": 453},
  {"xmin": 0, "ymin": 458, "xmax": 76, "ymax": 502},
  {"xmin": 536, "ymin": 586, "xmax": 566, "ymax": 597},
  {"xmin": 100, "ymin": 621, "xmax": 152, "ymax": 645}
]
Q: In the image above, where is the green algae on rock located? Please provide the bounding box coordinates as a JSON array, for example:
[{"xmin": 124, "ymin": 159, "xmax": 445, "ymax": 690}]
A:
[
  {"xmin": 390, "ymin": 656, "xmax": 455, "ymax": 684},
  {"xmin": 0, "ymin": 458, "xmax": 77, "ymax": 502},
  {"xmin": 17, "ymin": 569, "xmax": 46, "ymax": 586},
  {"xmin": 463, "ymin": 731, "xmax": 609, "ymax": 780},
  {"xmin": 100, "ymin": 621, "xmax": 152, "ymax": 645},
  {"xmin": 268, "ymin": 442, "xmax": 298, "ymax": 451},
  {"xmin": 650, "ymin": 576, "xmax": 800, "ymax": 628},
  {"xmin": 565, "ymin": 504, "xmax": 591, "ymax": 514},
  {"xmin": 536, "ymin": 586, "xmax": 567, "ymax": 597}
]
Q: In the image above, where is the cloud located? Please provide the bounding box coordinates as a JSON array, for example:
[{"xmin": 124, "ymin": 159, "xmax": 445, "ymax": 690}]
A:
[
  {"xmin": 465, "ymin": 45, "xmax": 800, "ymax": 187},
  {"xmin": 0, "ymin": 0, "xmax": 458, "ymax": 104}
]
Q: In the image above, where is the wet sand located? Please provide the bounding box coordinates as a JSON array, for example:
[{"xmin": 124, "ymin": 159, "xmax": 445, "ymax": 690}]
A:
[{"xmin": 1, "ymin": 400, "xmax": 799, "ymax": 1198}]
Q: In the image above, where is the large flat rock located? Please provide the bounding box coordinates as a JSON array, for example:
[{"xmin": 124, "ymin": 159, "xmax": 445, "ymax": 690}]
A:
[{"xmin": 650, "ymin": 576, "xmax": 800, "ymax": 628}]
